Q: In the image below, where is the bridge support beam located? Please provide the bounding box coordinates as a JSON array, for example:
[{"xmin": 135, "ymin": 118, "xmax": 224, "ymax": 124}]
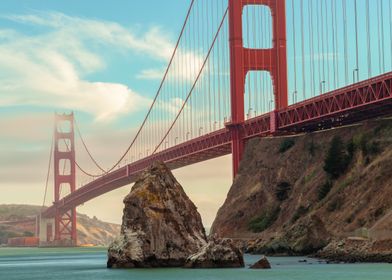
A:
[
  {"xmin": 37, "ymin": 215, "xmax": 54, "ymax": 247},
  {"xmin": 53, "ymin": 113, "xmax": 77, "ymax": 246},
  {"xmin": 228, "ymin": 0, "xmax": 288, "ymax": 178}
]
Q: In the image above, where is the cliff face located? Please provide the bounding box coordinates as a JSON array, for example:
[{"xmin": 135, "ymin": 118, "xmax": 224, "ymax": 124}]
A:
[
  {"xmin": 0, "ymin": 204, "xmax": 120, "ymax": 246},
  {"xmin": 211, "ymin": 119, "xmax": 392, "ymax": 254}
]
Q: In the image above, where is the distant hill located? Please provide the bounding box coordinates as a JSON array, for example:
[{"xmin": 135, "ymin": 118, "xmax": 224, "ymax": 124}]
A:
[{"xmin": 0, "ymin": 204, "xmax": 120, "ymax": 246}]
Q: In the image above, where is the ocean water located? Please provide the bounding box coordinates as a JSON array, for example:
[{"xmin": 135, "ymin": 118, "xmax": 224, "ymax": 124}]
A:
[{"xmin": 0, "ymin": 247, "xmax": 391, "ymax": 280}]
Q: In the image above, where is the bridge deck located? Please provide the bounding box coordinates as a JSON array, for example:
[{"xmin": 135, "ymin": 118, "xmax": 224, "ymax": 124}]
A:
[{"xmin": 42, "ymin": 72, "xmax": 392, "ymax": 218}]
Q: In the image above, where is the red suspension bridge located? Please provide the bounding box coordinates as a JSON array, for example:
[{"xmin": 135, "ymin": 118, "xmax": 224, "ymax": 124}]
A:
[{"xmin": 39, "ymin": 0, "xmax": 392, "ymax": 246}]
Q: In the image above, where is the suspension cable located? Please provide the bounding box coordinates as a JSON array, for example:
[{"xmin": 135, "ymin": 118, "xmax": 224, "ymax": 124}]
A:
[
  {"xmin": 74, "ymin": 117, "xmax": 106, "ymax": 173},
  {"xmin": 41, "ymin": 133, "xmax": 54, "ymax": 209},
  {"xmin": 58, "ymin": 1, "xmax": 197, "ymax": 179},
  {"xmin": 153, "ymin": 8, "xmax": 228, "ymax": 155}
]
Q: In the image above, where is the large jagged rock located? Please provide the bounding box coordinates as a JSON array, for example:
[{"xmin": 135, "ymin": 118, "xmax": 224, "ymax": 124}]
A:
[
  {"xmin": 107, "ymin": 161, "xmax": 207, "ymax": 268},
  {"xmin": 184, "ymin": 236, "xmax": 245, "ymax": 268}
]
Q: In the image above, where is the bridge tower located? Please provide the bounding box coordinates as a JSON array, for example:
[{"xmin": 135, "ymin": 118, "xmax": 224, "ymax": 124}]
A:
[
  {"xmin": 228, "ymin": 0, "xmax": 288, "ymax": 177},
  {"xmin": 53, "ymin": 112, "xmax": 77, "ymax": 246}
]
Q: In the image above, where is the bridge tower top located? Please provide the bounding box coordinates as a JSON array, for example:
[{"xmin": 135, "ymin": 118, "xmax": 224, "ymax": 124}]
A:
[{"xmin": 228, "ymin": 0, "xmax": 288, "ymax": 177}]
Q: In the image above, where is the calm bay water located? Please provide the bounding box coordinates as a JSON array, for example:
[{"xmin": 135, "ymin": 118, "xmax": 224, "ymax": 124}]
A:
[{"xmin": 0, "ymin": 247, "xmax": 391, "ymax": 280}]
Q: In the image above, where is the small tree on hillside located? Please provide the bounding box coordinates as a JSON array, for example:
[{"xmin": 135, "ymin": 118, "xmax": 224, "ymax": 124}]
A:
[{"xmin": 323, "ymin": 136, "xmax": 351, "ymax": 179}]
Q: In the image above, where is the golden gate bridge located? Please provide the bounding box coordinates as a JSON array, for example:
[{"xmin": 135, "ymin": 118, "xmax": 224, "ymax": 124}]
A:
[{"xmin": 38, "ymin": 0, "xmax": 392, "ymax": 246}]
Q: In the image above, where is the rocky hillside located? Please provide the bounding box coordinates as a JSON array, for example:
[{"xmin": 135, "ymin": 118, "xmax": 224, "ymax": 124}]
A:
[
  {"xmin": 0, "ymin": 204, "xmax": 120, "ymax": 246},
  {"xmin": 211, "ymin": 119, "xmax": 392, "ymax": 255}
]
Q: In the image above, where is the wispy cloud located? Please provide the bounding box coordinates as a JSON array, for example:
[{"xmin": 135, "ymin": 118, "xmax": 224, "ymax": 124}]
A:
[
  {"xmin": 136, "ymin": 68, "xmax": 166, "ymax": 80},
  {"xmin": 0, "ymin": 12, "xmax": 181, "ymax": 121}
]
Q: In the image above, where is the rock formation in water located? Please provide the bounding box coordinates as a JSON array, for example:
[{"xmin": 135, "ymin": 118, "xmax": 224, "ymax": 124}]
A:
[
  {"xmin": 211, "ymin": 119, "xmax": 392, "ymax": 259},
  {"xmin": 107, "ymin": 161, "xmax": 207, "ymax": 268},
  {"xmin": 250, "ymin": 256, "xmax": 271, "ymax": 269},
  {"xmin": 184, "ymin": 236, "xmax": 244, "ymax": 268},
  {"xmin": 315, "ymin": 238, "xmax": 392, "ymax": 263}
]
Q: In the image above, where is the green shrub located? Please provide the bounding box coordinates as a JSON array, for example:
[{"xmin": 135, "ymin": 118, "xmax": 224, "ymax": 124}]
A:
[
  {"xmin": 353, "ymin": 133, "xmax": 381, "ymax": 157},
  {"xmin": 275, "ymin": 181, "xmax": 291, "ymax": 201},
  {"xmin": 318, "ymin": 180, "xmax": 333, "ymax": 201},
  {"xmin": 248, "ymin": 206, "xmax": 281, "ymax": 233},
  {"xmin": 323, "ymin": 136, "xmax": 352, "ymax": 179},
  {"xmin": 279, "ymin": 138, "xmax": 295, "ymax": 153},
  {"xmin": 291, "ymin": 205, "xmax": 309, "ymax": 223}
]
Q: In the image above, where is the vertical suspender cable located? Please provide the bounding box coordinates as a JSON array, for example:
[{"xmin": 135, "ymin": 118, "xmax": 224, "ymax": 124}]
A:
[
  {"xmin": 381, "ymin": 0, "xmax": 385, "ymax": 73},
  {"xmin": 308, "ymin": 0, "xmax": 315, "ymax": 97},
  {"xmin": 388, "ymin": 0, "xmax": 392, "ymax": 70},
  {"xmin": 210, "ymin": 0, "xmax": 215, "ymax": 130},
  {"xmin": 333, "ymin": 0, "xmax": 339, "ymax": 88},
  {"xmin": 390, "ymin": 0, "xmax": 392, "ymax": 70},
  {"xmin": 331, "ymin": 0, "xmax": 337, "ymax": 89},
  {"xmin": 321, "ymin": 0, "xmax": 326, "ymax": 93},
  {"xmin": 216, "ymin": 0, "xmax": 221, "ymax": 127},
  {"xmin": 325, "ymin": 0, "xmax": 330, "ymax": 91},
  {"xmin": 300, "ymin": 0, "xmax": 306, "ymax": 100},
  {"xmin": 343, "ymin": 0, "xmax": 348, "ymax": 85},
  {"xmin": 354, "ymin": 0, "xmax": 359, "ymax": 82},
  {"xmin": 366, "ymin": 0, "xmax": 372, "ymax": 77},
  {"xmin": 316, "ymin": 0, "xmax": 322, "ymax": 95},
  {"xmin": 377, "ymin": 0, "xmax": 382, "ymax": 74},
  {"xmin": 342, "ymin": 0, "xmax": 348, "ymax": 85},
  {"xmin": 292, "ymin": 0, "xmax": 297, "ymax": 103}
]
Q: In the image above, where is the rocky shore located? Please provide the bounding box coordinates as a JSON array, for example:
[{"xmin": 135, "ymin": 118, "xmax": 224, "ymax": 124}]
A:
[{"xmin": 315, "ymin": 238, "xmax": 392, "ymax": 263}]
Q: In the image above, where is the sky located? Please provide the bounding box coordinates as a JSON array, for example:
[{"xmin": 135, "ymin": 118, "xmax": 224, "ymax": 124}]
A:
[{"xmin": 0, "ymin": 0, "xmax": 232, "ymax": 227}]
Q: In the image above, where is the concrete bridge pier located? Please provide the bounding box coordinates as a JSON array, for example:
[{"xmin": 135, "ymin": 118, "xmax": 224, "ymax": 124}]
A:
[{"xmin": 38, "ymin": 215, "xmax": 76, "ymax": 247}]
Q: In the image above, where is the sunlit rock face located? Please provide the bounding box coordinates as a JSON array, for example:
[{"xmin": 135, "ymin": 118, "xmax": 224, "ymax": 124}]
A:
[
  {"xmin": 184, "ymin": 236, "xmax": 245, "ymax": 268},
  {"xmin": 107, "ymin": 161, "xmax": 207, "ymax": 268}
]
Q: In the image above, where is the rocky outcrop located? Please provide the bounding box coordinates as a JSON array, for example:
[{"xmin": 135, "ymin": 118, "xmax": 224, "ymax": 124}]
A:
[
  {"xmin": 315, "ymin": 238, "xmax": 392, "ymax": 263},
  {"xmin": 248, "ymin": 215, "xmax": 330, "ymax": 255},
  {"xmin": 211, "ymin": 119, "xmax": 392, "ymax": 257},
  {"xmin": 107, "ymin": 161, "xmax": 207, "ymax": 268},
  {"xmin": 184, "ymin": 237, "xmax": 244, "ymax": 268},
  {"xmin": 250, "ymin": 256, "xmax": 271, "ymax": 269}
]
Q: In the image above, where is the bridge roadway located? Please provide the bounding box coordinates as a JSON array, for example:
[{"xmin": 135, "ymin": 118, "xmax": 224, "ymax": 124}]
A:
[{"xmin": 42, "ymin": 71, "xmax": 392, "ymax": 218}]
